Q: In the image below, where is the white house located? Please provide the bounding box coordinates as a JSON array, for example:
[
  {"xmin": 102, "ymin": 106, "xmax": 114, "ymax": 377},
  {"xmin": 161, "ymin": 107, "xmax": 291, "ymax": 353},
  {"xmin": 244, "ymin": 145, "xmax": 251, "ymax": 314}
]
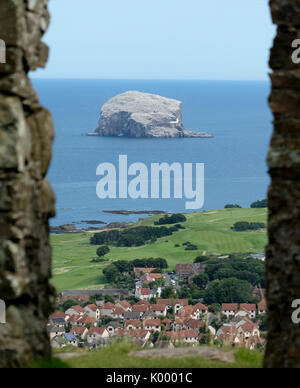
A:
[
  {"xmin": 99, "ymin": 303, "xmax": 115, "ymax": 317},
  {"xmin": 115, "ymin": 300, "xmax": 132, "ymax": 311},
  {"xmin": 150, "ymin": 304, "xmax": 167, "ymax": 317},
  {"xmin": 239, "ymin": 304, "xmax": 256, "ymax": 319},
  {"xmin": 106, "ymin": 321, "xmax": 123, "ymax": 336},
  {"xmin": 258, "ymin": 299, "xmax": 267, "ymax": 315},
  {"xmin": 238, "ymin": 323, "xmax": 260, "ymax": 339},
  {"xmin": 143, "ymin": 319, "xmax": 162, "ymax": 333},
  {"xmin": 87, "ymin": 327, "xmax": 109, "ymax": 344},
  {"xmin": 84, "ymin": 304, "xmax": 101, "ymax": 320},
  {"xmin": 65, "ymin": 305, "xmax": 85, "ymax": 316},
  {"xmin": 63, "ymin": 333, "xmax": 79, "ymax": 347},
  {"xmin": 111, "ymin": 307, "xmax": 126, "ymax": 320},
  {"xmin": 48, "ymin": 325, "xmax": 65, "ymax": 340},
  {"xmin": 193, "ymin": 303, "xmax": 209, "ymax": 317},
  {"xmin": 222, "ymin": 304, "xmax": 238, "ymax": 319},
  {"xmin": 70, "ymin": 326, "xmax": 88, "ymax": 340}
]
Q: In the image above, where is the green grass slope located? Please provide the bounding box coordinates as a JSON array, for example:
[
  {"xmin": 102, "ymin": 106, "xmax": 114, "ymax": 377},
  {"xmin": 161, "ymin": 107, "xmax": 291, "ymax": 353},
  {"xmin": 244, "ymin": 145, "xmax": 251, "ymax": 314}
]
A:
[
  {"xmin": 51, "ymin": 208, "xmax": 267, "ymax": 291},
  {"xmin": 35, "ymin": 343, "xmax": 263, "ymax": 369}
]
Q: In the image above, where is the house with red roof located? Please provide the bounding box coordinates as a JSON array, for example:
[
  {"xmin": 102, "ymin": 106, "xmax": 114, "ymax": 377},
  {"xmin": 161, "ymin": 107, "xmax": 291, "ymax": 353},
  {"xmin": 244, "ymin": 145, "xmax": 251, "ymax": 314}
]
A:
[
  {"xmin": 150, "ymin": 304, "xmax": 167, "ymax": 317},
  {"xmin": 135, "ymin": 287, "xmax": 161, "ymax": 301},
  {"xmin": 237, "ymin": 322, "xmax": 260, "ymax": 339},
  {"xmin": 177, "ymin": 305, "xmax": 201, "ymax": 320},
  {"xmin": 157, "ymin": 299, "xmax": 189, "ymax": 314},
  {"xmin": 258, "ymin": 299, "xmax": 267, "ymax": 315},
  {"xmin": 141, "ymin": 272, "xmax": 163, "ymax": 286},
  {"xmin": 222, "ymin": 304, "xmax": 238, "ymax": 319},
  {"xmin": 193, "ymin": 303, "xmax": 209, "ymax": 316},
  {"xmin": 136, "ymin": 300, "xmax": 150, "ymax": 307},
  {"xmin": 127, "ymin": 329, "xmax": 151, "ymax": 346},
  {"xmin": 132, "ymin": 304, "xmax": 149, "ymax": 316},
  {"xmin": 87, "ymin": 327, "xmax": 109, "ymax": 344},
  {"xmin": 165, "ymin": 330, "xmax": 199, "ymax": 344},
  {"xmin": 65, "ymin": 305, "xmax": 86, "ymax": 316},
  {"xmin": 100, "ymin": 302, "xmax": 115, "ymax": 317},
  {"xmin": 172, "ymin": 318, "xmax": 187, "ymax": 331},
  {"xmin": 134, "ymin": 268, "xmax": 156, "ymax": 279},
  {"xmin": 143, "ymin": 319, "xmax": 162, "ymax": 332},
  {"xmin": 216, "ymin": 325, "xmax": 241, "ymax": 346},
  {"xmin": 239, "ymin": 304, "xmax": 257, "ymax": 319},
  {"xmin": 125, "ymin": 320, "xmax": 143, "ymax": 330},
  {"xmin": 50, "ymin": 311, "xmax": 67, "ymax": 321},
  {"xmin": 184, "ymin": 319, "xmax": 205, "ymax": 331},
  {"xmin": 115, "ymin": 300, "xmax": 132, "ymax": 311},
  {"xmin": 111, "ymin": 307, "xmax": 126, "ymax": 320},
  {"xmin": 70, "ymin": 326, "xmax": 88, "ymax": 340},
  {"xmin": 84, "ymin": 304, "xmax": 101, "ymax": 320},
  {"xmin": 76, "ymin": 314, "xmax": 97, "ymax": 327}
]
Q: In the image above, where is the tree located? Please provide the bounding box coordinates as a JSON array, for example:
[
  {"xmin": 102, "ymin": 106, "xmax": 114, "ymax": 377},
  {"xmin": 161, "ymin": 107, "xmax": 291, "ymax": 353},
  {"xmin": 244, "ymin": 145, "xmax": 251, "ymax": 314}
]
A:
[
  {"xmin": 151, "ymin": 332, "xmax": 160, "ymax": 344},
  {"xmin": 193, "ymin": 273, "xmax": 209, "ymax": 290},
  {"xmin": 194, "ymin": 256, "xmax": 209, "ymax": 264},
  {"xmin": 184, "ymin": 243, "xmax": 198, "ymax": 251},
  {"xmin": 155, "ymin": 214, "xmax": 187, "ymax": 225},
  {"xmin": 151, "ymin": 269, "xmax": 163, "ymax": 274},
  {"xmin": 251, "ymin": 199, "xmax": 268, "ymax": 208},
  {"xmin": 113, "ymin": 260, "xmax": 131, "ymax": 274},
  {"xmin": 62, "ymin": 300, "xmax": 78, "ymax": 312},
  {"xmin": 232, "ymin": 222, "xmax": 266, "ymax": 232},
  {"xmin": 103, "ymin": 264, "xmax": 119, "ymax": 283},
  {"xmin": 161, "ymin": 286, "xmax": 177, "ymax": 299},
  {"xmin": 209, "ymin": 303, "xmax": 222, "ymax": 314},
  {"xmin": 97, "ymin": 245, "xmax": 110, "ymax": 258},
  {"xmin": 203, "ymin": 278, "xmax": 253, "ymax": 305},
  {"xmin": 64, "ymin": 322, "xmax": 72, "ymax": 333}
]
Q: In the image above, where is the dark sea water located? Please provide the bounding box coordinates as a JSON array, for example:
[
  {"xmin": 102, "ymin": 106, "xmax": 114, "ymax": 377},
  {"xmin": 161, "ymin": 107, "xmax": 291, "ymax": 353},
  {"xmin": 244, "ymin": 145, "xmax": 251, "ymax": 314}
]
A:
[{"xmin": 32, "ymin": 79, "xmax": 273, "ymax": 227}]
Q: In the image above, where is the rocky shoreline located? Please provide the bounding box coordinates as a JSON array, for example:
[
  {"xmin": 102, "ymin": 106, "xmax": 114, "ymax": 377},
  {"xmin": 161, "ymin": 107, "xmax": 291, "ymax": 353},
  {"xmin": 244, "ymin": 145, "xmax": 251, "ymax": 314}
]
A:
[
  {"xmin": 50, "ymin": 221, "xmax": 131, "ymax": 235},
  {"xmin": 50, "ymin": 210, "xmax": 167, "ymax": 234}
]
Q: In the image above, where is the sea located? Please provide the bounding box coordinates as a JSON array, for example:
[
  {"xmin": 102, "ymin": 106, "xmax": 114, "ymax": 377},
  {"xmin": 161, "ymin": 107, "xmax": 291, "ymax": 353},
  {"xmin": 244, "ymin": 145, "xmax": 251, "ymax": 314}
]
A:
[{"xmin": 32, "ymin": 79, "xmax": 273, "ymax": 228}]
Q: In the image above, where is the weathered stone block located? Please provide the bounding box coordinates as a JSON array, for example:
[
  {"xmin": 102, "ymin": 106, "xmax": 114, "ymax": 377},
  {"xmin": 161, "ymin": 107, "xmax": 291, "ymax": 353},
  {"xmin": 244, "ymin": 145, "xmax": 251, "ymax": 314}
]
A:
[{"xmin": 0, "ymin": 96, "xmax": 31, "ymax": 171}]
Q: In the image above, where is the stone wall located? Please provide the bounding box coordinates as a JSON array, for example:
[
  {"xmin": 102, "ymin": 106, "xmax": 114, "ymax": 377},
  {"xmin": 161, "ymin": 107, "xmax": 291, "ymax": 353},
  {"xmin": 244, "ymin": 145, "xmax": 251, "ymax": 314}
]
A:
[
  {"xmin": 264, "ymin": 0, "xmax": 300, "ymax": 368},
  {"xmin": 0, "ymin": 0, "xmax": 56, "ymax": 367}
]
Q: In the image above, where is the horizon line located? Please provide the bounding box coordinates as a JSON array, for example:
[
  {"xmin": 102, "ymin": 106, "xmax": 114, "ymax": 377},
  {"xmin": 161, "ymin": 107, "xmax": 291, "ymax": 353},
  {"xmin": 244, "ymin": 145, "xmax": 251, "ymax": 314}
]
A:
[{"xmin": 30, "ymin": 77, "xmax": 270, "ymax": 82}]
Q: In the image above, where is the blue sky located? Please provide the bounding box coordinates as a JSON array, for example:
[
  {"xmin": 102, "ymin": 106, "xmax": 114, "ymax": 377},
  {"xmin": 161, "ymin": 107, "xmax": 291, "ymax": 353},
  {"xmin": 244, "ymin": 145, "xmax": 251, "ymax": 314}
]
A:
[{"xmin": 33, "ymin": 0, "xmax": 276, "ymax": 80}]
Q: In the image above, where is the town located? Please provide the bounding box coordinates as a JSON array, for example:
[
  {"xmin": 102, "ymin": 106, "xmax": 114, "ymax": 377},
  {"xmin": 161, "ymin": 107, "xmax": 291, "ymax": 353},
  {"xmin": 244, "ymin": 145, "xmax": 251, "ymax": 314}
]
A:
[{"xmin": 48, "ymin": 262, "xmax": 267, "ymax": 353}]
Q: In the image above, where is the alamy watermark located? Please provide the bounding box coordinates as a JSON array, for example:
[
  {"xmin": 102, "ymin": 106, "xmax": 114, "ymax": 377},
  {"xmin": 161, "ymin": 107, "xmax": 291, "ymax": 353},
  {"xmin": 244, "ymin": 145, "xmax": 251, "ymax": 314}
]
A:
[
  {"xmin": 0, "ymin": 299, "xmax": 6, "ymax": 324},
  {"xmin": 292, "ymin": 39, "xmax": 300, "ymax": 64},
  {"xmin": 96, "ymin": 155, "xmax": 205, "ymax": 210},
  {"xmin": 292, "ymin": 300, "xmax": 300, "ymax": 324},
  {"xmin": 0, "ymin": 39, "xmax": 6, "ymax": 64}
]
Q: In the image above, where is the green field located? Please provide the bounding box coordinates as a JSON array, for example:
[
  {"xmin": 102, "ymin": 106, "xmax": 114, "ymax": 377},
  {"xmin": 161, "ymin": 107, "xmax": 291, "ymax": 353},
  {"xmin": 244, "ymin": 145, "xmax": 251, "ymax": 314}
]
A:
[{"xmin": 51, "ymin": 208, "xmax": 268, "ymax": 291}]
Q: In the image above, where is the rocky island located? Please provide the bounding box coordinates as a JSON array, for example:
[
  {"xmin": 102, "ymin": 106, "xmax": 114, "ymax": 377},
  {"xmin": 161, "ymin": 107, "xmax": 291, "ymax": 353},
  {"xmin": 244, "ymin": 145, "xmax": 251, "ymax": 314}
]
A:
[{"xmin": 89, "ymin": 91, "xmax": 213, "ymax": 138}]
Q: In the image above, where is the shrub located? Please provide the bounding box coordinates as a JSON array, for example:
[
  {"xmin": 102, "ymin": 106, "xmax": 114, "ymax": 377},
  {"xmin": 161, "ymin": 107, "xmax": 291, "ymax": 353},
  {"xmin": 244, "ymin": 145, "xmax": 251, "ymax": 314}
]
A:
[
  {"xmin": 251, "ymin": 199, "xmax": 268, "ymax": 208},
  {"xmin": 232, "ymin": 222, "xmax": 266, "ymax": 232},
  {"xmin": 97, "ymin": 245, "xmax": 110, "ymax": 258},
  {"xmin": 154, "ymin": 214, "xmax": 187, "ymax": 225},
  {"xmin": 91, "ymin": 226, "xmax": 178, "ymax": 248},
  {"xmin": 185, "ymin": 243, "xmax": 198, "ymax": 251}
]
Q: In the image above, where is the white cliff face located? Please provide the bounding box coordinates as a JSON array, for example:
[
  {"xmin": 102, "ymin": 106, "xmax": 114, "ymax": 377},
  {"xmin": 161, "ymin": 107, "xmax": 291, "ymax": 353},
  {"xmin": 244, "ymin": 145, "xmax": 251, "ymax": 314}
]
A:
[{"xmin": 93, "ymin": 91, "xmax": 213, "ymax": 138}]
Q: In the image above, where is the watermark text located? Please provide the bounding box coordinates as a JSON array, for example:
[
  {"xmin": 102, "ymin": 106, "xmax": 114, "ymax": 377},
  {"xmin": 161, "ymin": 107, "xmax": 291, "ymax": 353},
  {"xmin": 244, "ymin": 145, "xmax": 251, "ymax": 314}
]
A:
[
  {"xmin": 0, "ymin": 299, "xmax": 6, "ymax": 324},
  {"xmin": 292, "ymin": 39, "xmax": 300, "ymax": 64},
  {"xmin": 0, "ymin": 39, "xmax": 6, "ymax": 64},
  {"xmin": 96, "ymin": 155, "xmax": 205, "ymax": 210}
]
